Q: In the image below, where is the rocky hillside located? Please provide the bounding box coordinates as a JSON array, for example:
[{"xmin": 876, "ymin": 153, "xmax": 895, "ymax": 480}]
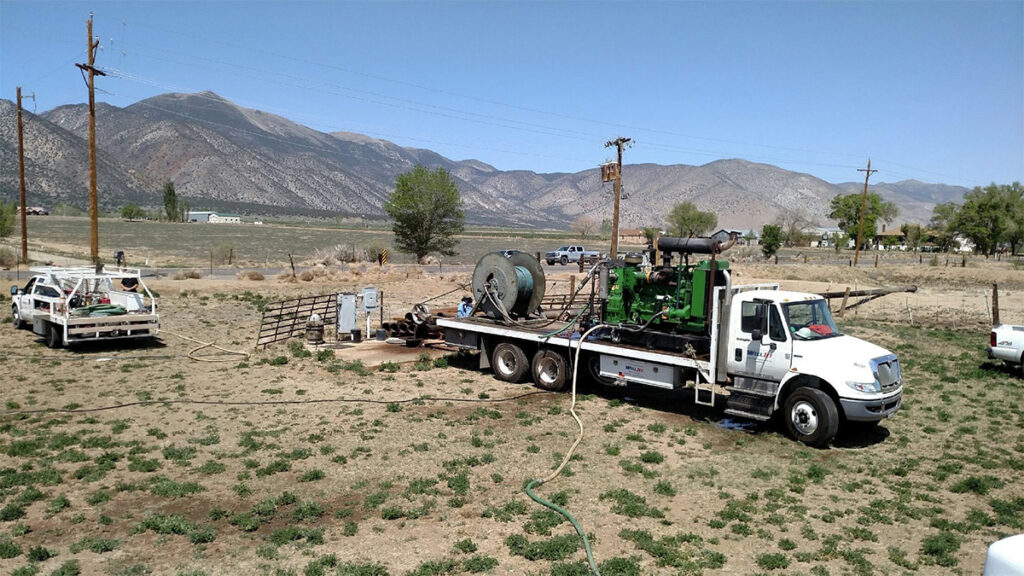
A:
[{"xmin": 1, "ymin": 91, "xmax": 970, "ymax": 229}]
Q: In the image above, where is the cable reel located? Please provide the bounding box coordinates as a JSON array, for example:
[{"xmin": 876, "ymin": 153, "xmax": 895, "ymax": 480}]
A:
[{"xmin": 472, "ymin": 252, "xmax": 546, "ymax": 320}]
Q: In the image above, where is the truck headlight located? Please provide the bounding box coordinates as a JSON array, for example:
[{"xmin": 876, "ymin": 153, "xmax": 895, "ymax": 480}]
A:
[{"xmin": 846, "ymin": 380, "xmax": 881, "ymax": 394}]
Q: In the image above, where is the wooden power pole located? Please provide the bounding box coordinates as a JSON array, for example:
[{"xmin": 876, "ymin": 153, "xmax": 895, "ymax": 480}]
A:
[
  {"xmin": 16, "ymin": 87, "xmax": 30, "ymax": 264},
  {"xmin": 604, "ymin": 136, "xmax": 631, "ymax": 259},
  {"xmin": 853, "ymin": 159, "xmax": 877, "ymax": 267},
  {"xmin": 76, "ymin": 13, "xmax": 105, "ymax": 268}
]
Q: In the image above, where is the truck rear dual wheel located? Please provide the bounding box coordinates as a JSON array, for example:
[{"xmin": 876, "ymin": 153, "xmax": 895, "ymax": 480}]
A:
[
  {"xmin": 532, "ymin": 349, "xmax": 569, "ymax": 392},
  {"xmin": 783, "ymin": 387, "xmax": 838, "ymax": 447},
  {"xmin": 44, "ymin": 322, "xmax": 63, "ymax": 349},
  {"xmin": 491, "ymin": 342, "xmax": 529, "ymax": 383}
]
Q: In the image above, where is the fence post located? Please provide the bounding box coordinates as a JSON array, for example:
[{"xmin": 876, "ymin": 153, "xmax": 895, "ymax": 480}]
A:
[
  {"xmin": 992, "ymin": 282, "xmax": 1000, "ymax": 326},
  {"xmin": 839, "ymin": 287, "xmax": 850, "ymax": 318}
]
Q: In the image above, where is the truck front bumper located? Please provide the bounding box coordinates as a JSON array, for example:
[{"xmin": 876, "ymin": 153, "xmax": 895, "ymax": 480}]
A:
[{"xmin": 840, "ymin": 391, "xmax": 902, "ymax": 422}]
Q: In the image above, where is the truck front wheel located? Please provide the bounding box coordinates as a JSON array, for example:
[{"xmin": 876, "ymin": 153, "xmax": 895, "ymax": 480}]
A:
[
  {"xmin": 45, "ymin": 323, "xmax": 63, "ymax": 349},
  {"xmin": 491, "ymin": 342, "xmax": 529, "ymax": 383},
  {"xmin": 12, "ymin": 306, "xmax": 25, "ymax": 330},
  {"xmin": 532, "ymin": 349, "xmax": 569, "ymax": 392},
  {"xmin": 783, "ymin": 387, "xmax": 838, "ymax": 447},
  {"xmin": 559, "ymin": 256, "xmax": 568, "ymax": 266}
]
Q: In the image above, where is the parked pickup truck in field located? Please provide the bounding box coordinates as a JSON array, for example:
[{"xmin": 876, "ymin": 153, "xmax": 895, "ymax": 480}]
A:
[
  {"xmin": 10, "ymin": 267, "xmax": 159, "ymax": 348},
  {"xmin": 544, "ymin": 245, "xmax": 601, "ymax": 266},
  {"xmin": 988, "ymin": 324, "xmax": 1024, "ymax": 376}
]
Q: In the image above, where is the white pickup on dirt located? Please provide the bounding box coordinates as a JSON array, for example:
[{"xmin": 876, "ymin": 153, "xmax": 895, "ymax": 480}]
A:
[
  {"xmin": 544, "ymin": 245, "xmax": 601, "ymax": 266},
  {"xmin": 988, "ymin": 324, "xmax": 1024, "ymax": 376},
  {"xmin": 440, "ymin": 280, "xmax": 903, "ymax": 448},
  {"xmin": 10, "ymin": 267, "xmax": 159, "ymax": 348}
]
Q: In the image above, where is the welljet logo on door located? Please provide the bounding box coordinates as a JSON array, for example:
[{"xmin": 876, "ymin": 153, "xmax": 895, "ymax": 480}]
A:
[{"xmin": 747, "ymin": 349, "xmax": 774, "ymax": 359}]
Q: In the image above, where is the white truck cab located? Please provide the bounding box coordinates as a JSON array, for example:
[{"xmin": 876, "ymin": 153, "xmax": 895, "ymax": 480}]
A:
[{"xmin": 722, "ymin": 289, "xmax": 902, "ymax": 445}]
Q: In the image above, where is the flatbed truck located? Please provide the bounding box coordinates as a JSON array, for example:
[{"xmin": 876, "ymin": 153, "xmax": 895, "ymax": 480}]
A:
[{"xmin": 439, "ymin": 277, "xmax": 902, "ymax": 447}]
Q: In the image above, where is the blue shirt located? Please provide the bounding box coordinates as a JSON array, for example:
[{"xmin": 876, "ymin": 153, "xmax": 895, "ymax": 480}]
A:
[{"xmin": 457, "ymin": 301, "xmax": 473, "ymax": 317}]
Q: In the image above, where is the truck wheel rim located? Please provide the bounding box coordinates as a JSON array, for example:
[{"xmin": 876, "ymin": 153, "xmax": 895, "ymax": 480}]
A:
[
  {"xmin": 12, "ymin": 307, "xmax": 18, "ymax": 323},
  {"xmin": 497, "ymin": 351, "xmax": 516, "ymax": 375},
  {"xmin": 538, "ymin": 357, "xmax": 559, "ymax": 385},
  {"xmin": 791, "ymin": 401, "xmax": 819, "ymax": 436}
]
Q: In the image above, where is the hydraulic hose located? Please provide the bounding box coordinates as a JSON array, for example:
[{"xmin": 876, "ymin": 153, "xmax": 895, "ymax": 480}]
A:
[{"xmin": 525, "ymin": 479, "xmax": 600, "ymax": 575}]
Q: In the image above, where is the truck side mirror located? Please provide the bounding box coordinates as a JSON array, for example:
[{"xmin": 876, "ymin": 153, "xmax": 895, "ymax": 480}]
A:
[
  {"xmin": 751, "ymin": 329, "xmax": 763, "ymax": 342},
  {"xmin": 10, "ymin": 285, "xmax": 18, "ymax": 296}
]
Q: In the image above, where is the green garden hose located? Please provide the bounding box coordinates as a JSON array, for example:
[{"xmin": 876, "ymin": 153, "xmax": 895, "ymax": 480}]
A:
[{"xmin": 526, "ymin": 479, "xmax": 601, "ymax": 575}]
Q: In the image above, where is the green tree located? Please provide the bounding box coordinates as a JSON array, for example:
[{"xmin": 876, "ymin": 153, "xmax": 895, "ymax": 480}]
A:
[
  {"xmin": 641, "ymin": 227, "xmax": 660, "ymax": 246},
  {"xmin": 928, "ymin": 201, "xmax": 959, "ymax": 252},
  {"xmin": 952, "ymin": 182, "xmax": 1021, "ymax": 256},
  {"xmin": 666, "ymin": 201, "xmax": 717, "ymax": 238},
  {"xmin": 120, "ymin": 204, "xmax": 147, "ymax": 221},
  {"xmin": 0, "ymin": 200, "xmax": 16, "ymax": 238},
  {"xmin": 760, "ymin": 224, "xmax": 782, "ymax": 258},
  {"xmin": 1003, "ymin": 183, "xmax": 1024, "ymax": 254},
  {"xmin": 901, "ymin": 223, "xmax": 923, "ymax": 251},
  {"xmin": 384, "ymin": 165, "xmax": 465, "ymax": 261},
  {"xmin": 828, "ymin": 192, "xmax": 898, "ymax": 249},
  {"xmin": 163, "ymin": 182, "xmax": 179, "ymax": 222}
]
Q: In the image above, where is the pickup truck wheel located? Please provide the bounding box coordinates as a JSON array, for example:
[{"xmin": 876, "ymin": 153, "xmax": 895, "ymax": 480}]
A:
[
  {"xmin": 44, "ymin": 322, "xmax": 63, "ymax": 349},
  {"xmin": 546, "ymin": 260, "xmax": 555, "ymax": 266},
  {"xmin": 559, "ymin": 256, "xmax": 568, "ymax": 266},
  {"xmin": 491, "ymin": 342, "xmax": 529, "ymax": 383},
  {"xmin": 783, "ymin": 387, "xmax": 838, "ymax": 447},
  {"xmin": 532, "ymin": 349, "xmax": 569, "ymax": 392},
  {"xmin": 11, "ymin": 306, "xmax": 25, "ymax": 330}
]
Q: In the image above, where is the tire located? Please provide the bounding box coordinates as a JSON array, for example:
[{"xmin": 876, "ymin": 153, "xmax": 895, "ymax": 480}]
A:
[
  {"xmin": 585, "ymin": 354, "xmax": 615, "ymax": 386},
  {"xmin": 546, "ymin": 260, "xmax": 555, "ymax": 266},
  {"xmin": 782, "ymin": 387, "xmax": 838, "ymax": 447},
  {"xmin": 12, "ymin": 306, "xmax": 25, "ymax": 330},
  {"xmin": 559, "ymin": 256, "xmax": 568, "ymax": 266},
  {"xmin": 491, "ymin": 342, "xmax": 529, "ymax": 383},
  {"xmin": 45, "ymin": 322, "xmax": 63, "ymax": 349},
  {"xmin": 532, "ymin": 349, "xmax": 569, "ymax": 392}
]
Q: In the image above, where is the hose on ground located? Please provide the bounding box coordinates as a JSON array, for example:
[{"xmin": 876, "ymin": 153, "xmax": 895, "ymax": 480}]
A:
[{"xmin": 524, "ymin": 322, "xmax": 606, "ymax": 575}]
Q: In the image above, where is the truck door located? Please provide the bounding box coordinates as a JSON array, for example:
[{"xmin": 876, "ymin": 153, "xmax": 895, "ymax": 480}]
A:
[
  {"xmin": 727, "ymin": 299, "xmax": 793, "ymax": 382},
  {"xmin": 16, "ymin": 277, "xmax": 38, "ymax": 323}
]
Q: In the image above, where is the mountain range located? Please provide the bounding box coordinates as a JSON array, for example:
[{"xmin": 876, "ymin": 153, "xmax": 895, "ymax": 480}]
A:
[{"xmin": 1, "ymin": 91, "xmax": 971, "ymax": 230}]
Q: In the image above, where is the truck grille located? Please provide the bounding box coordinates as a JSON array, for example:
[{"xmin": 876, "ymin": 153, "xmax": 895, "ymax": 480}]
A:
[{"xmin": 871, "ymin": 355, "xmax": 901, "ymax": 392}]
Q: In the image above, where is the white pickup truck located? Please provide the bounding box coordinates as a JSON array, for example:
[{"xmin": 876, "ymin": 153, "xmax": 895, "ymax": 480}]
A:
[
  {"xmin": 544, "ymin": 245, "xmax": 601, "ymax": 266},
  {"xmin": 988, "ymin": 324, "xmax": 1024, "ymax": 376},
  {"xmin": 10, "ymin": 267, "xmax": 159, "ymax": 348}
]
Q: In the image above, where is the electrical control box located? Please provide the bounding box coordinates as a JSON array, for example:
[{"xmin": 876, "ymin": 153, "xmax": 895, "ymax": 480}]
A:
[
  {"xmin": 361, "ymin": 287, "xmax": 378, "ymax": 311},
  {"xmin": 337, "ymin": 293, "xmax": 358, "ymax": 334}
]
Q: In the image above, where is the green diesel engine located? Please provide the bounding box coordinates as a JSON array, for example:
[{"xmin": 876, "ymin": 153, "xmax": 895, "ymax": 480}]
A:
[{"xmin": 596, "ymin": 236, "xmax": 733, "ymax": 352}]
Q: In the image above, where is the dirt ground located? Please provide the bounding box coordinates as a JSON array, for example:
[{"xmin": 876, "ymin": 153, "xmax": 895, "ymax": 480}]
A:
[{"xmin": 1, "ymin": 259, "xmax": 1022, "ymax": 575}]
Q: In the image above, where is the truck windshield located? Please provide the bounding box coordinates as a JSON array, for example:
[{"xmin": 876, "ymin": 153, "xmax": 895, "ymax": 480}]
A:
[{"xmin": 781, "ymin": 300, "xmax": 841, "ymax": 340}]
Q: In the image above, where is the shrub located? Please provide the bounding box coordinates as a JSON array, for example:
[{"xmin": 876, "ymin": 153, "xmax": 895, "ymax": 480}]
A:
[{"xmin": 236, "ymin": 270, "xmax": 264, "ymax": 281}]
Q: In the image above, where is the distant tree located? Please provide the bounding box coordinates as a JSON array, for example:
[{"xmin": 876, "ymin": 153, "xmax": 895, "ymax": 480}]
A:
[
  {"xmin": 828, "ymin": 192, "xmax": 898, "ymax": 248},
  {"xmin": 384, "ymin": 165, "xmax": 465, "ymax": 261},
  {"xmin": 776, "ymin": 208, "xmax": 811, "ymax": 247},
  {"xmin": 761, "ymin": 224, "xmax": 782, "ymax": 258},
  {"xmin": 642, "ymin": 227, "xmax": 660, "ymax": 246},
  {"xmin": 571, "ymin": 215, "xmax": 599, "ymax": 239},
  {"xmin": 881, "ymin": 235, "xmax": 900, "ymax": 250},
  {"xmin": 666, "ymin": 201, "xmax": 717, "ymax": 238},
  {"xmin": 163, "ymin": 182, "xmax": 179, "ymax": 222},
  {"xmin": 1004, "ymin": 183, "xmax": 1024, "ymax": 254},
  {"xmin": 178, "ymin": 199, "xmax": 189, "ymax": 223},
  {"xmin": 120, "ymin": 204, "xmax": 147, "ymax": 221},
  {"xmin": 928, "ymin": 201, "xmax": 959, "ymax": 252},
  {"xmin": 599, "ymin": 219, "xmax": 613, "ymax": 239},
  {"xmin": 901, "ymin": 223, "xmax": 923, "ymax": 251},
  {"xmin": 0, "ymin": 200, "xmax": 15, "ymax": 237},
  {"xmin": 742, "ymin": 230, "xmax": 758, "ymax": 246},
  {"xmin": 952, "ymin": 182, "xmax": 1021, "ymax": 256},
  {"xmin": 52, "ymin": 202, "xmax": 86, "ymax": 217},
  {"xmin": 831, "ymin": 232, "xmax": 848, "ymax": 253}
]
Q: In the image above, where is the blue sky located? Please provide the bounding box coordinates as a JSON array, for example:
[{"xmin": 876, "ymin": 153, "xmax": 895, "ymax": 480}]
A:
[{"xmin": 2, "ymin": 1, "xmax": 1021, "ymax": 188}]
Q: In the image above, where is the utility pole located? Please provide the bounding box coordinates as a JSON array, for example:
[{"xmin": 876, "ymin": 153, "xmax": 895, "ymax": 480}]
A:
[
  {"xmin": 604, "ymin": 136, "xmax": 631, "ymax": 259},
  {"xmin": 76, "ymin": 13, "xmax": 105, "ymax": 269},
  {"xmin": 16, "ymin": 87, "xmax": 32, "ymax": 265},
  {"xmin": 853, "ymin": 159, "xmax": 877, "ymax": 267}
]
